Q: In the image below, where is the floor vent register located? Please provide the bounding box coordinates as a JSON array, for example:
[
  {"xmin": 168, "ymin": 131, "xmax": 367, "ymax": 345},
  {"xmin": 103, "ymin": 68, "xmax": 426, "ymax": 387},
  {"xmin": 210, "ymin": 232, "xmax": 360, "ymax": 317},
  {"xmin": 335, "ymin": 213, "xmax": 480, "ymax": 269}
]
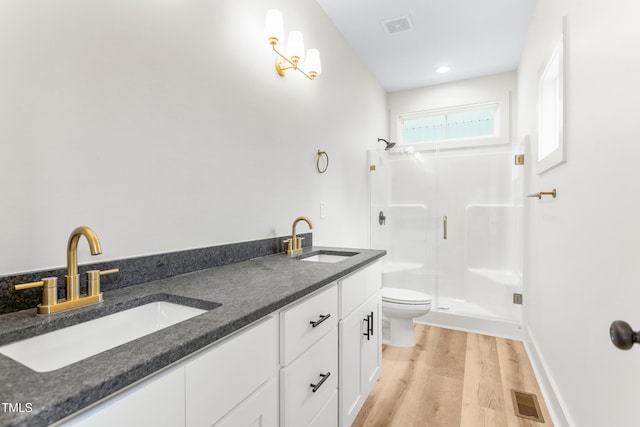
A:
[{"xmin": 511, "ymin": 389, "xmax": 545, "ymax": 423}]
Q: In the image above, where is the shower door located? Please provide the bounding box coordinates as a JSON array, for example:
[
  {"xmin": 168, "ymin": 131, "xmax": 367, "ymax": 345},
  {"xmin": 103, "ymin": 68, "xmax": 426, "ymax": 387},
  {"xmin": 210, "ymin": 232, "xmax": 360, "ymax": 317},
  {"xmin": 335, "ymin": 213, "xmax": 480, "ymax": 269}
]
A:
[{"xmin": 369, "ymin": 145, "xmax": 522, "ymax": 323}]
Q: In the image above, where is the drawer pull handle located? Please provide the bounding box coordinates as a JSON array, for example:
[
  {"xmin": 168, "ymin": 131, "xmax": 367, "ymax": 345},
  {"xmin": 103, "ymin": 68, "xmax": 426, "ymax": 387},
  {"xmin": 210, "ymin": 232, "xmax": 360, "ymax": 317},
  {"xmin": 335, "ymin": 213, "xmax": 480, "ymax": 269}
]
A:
[
  {"xmin": 363, "ymin": 312, "xmax": 374, "ymax": 340},
  {"xmin": 310, "ymin": 314, "xmax": 331, "ymax": 328},
  {"xmin": 310, "ymin": 372, "xmax": 331, "ymax": 393},
  {"xmin": 363, "ymin": 314, "xmax": 370, "ymax": 340}
]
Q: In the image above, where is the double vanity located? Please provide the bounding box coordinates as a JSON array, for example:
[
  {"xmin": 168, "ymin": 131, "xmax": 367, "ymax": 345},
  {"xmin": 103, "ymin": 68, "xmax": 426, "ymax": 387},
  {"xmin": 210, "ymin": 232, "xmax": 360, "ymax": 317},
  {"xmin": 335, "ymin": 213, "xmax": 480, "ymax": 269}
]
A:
[{"xmin": 0, "ymin": 240, "xmax": 385, "ymax": 427}]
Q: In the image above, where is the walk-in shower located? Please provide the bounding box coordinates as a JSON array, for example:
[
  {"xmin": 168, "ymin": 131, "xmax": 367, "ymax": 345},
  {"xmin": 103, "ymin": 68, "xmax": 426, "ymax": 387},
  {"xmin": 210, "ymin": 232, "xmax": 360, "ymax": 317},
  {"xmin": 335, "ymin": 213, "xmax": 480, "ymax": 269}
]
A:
[{"xmin": 369, "ymin": 144, "xmax": 523, "ymax": 338}]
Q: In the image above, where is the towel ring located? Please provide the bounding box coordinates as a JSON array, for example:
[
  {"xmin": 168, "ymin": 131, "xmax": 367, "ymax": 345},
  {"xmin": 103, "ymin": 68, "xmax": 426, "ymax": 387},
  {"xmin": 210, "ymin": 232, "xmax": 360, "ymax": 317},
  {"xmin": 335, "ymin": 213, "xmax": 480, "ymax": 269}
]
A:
[{"xmin": 316, "ymin": 150, "xmax": 329, "ymax": 174}]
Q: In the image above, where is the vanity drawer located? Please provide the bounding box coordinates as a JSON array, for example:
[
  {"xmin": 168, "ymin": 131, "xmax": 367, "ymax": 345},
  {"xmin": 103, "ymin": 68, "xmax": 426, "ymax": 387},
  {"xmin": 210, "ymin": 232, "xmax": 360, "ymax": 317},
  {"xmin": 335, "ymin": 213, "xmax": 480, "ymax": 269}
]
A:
[
  {"xmin": 280, "ymin": 284, "xmax": 337, "ymax": 365},
  {"xmin": 363, "ymin": 260, "xmax": 382, "ymax": 299},
  {"xmin": 309, "ymin": 389, "xmax": 338, "ymax": 427},
  {"xmin": 339, "ymin": 261, "xmax": 381, "ymax": 319},
  {"xmin": 280, "ymin": 327, "xmax": 338, "ymax": 427}
]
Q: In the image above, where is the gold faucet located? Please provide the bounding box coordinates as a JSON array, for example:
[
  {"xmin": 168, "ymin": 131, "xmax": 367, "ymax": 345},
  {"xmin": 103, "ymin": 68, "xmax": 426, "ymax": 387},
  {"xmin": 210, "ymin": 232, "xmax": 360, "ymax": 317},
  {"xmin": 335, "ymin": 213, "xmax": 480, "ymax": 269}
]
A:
[
  {"xmin": 14, "ymin": 226, "xmax": 118, "ymax": 314},
  {"xmin": 285, "ymin": 216, "xmax": 313, "ymax": 255},
  {"xmin": 66, "ymin": 226, "xmax": 102, "ymax": 301}
]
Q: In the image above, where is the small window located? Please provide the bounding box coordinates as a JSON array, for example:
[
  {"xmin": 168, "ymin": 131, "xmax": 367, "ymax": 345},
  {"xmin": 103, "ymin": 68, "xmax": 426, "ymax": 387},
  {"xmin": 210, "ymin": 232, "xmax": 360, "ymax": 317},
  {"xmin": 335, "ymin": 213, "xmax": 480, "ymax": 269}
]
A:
[{"xmin": 401, "ymin": 104, "xmax": 498, "ymax": 145}]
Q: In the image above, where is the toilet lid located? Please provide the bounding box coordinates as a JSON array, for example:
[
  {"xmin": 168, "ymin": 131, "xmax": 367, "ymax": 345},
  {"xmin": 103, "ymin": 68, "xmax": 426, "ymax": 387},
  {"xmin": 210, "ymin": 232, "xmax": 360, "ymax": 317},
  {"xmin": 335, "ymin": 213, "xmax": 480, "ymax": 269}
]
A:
[{"xmin": 382, "ymin": 287, "xmax": 432, "ymax": 305}]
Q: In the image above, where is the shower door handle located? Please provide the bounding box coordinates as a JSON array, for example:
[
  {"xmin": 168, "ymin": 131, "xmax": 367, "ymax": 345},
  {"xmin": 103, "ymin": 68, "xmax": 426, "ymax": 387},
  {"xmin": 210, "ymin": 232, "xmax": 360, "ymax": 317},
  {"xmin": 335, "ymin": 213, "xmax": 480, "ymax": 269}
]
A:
[{"xmin": 443, "ymin": 216, "xmax": 448, "ymax": 240}]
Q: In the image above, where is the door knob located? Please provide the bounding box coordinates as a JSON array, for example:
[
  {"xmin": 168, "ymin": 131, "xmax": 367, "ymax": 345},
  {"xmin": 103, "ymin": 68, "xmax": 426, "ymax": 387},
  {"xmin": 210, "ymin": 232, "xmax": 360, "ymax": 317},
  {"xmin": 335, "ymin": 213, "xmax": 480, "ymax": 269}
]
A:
[{"xmin": 610, "ymin": 320, "xmax": 639, "ymax": 350}]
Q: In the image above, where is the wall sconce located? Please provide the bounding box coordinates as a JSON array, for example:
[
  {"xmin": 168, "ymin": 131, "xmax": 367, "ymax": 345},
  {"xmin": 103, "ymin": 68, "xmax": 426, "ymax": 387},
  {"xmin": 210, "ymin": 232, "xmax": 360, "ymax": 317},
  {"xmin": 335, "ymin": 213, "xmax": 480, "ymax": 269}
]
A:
[{"xmin": 264, "ymin": 9, "xmax": 322, "ymax": 80}]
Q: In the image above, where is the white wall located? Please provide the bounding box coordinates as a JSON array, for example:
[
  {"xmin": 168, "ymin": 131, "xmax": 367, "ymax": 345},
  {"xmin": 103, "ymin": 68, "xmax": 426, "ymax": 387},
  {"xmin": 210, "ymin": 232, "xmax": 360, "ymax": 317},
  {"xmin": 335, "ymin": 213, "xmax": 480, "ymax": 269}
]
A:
[
  {"xmin": 0, "ymin": 0, "xmax": 386, "ymax": 275},
  {"xmin": 519, "ymin": 1, "xmax": 640, "ymax": 425}
]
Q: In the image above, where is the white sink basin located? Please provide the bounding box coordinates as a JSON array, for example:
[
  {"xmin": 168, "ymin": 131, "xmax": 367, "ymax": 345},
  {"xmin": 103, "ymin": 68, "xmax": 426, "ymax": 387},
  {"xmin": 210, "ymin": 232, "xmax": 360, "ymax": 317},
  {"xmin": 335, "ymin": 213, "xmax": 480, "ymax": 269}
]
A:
[
  {"xmin": 299, "ymin": 252, "xmax": 357, "ymax": 263},
  {"xmin": 0, "ymin": 301, "xmax": 206, "ymax": 372},
  {"xmin": 301, "ymin": 254, "xmax": 349, "ymax": 263}
]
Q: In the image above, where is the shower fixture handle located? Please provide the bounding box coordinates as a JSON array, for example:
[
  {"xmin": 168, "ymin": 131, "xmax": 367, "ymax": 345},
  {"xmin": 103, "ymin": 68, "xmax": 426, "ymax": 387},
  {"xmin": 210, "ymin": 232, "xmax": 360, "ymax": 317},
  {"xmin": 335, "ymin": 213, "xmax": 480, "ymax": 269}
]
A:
[
  {"xmin": 610, "ymin": 320, "xmax": 640, "ymax": 350},
  {"xmin": 379, "ymin": 211, "xmax": 386, "ymax": 225}
]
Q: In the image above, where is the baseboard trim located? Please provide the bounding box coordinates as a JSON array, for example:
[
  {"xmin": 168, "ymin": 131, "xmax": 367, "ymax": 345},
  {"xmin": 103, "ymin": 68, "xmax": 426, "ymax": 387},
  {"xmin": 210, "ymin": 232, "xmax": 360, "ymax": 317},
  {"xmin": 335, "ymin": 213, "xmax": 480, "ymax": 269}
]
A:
[
  {"xmin": 417, "ymin": 310, "xmax": 523, "ymax": 340},
  {"xmin": 523, "ymin": 325, "xmax": 573, "ymax": 427}
]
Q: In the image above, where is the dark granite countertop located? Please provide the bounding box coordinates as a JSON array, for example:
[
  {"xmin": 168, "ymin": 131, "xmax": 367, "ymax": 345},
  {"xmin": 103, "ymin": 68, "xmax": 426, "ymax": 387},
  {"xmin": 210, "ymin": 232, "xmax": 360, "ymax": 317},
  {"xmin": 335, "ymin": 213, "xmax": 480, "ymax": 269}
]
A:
[{"xmin": 0, "ymin": 246, "xmax": 385, "ymax": 427}]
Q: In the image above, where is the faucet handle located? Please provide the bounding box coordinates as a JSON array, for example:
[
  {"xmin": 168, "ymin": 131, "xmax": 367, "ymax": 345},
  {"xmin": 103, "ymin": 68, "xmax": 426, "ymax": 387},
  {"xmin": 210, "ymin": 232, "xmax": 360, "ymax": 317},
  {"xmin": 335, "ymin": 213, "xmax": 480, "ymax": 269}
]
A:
[
  {"xmin": 86, "ymin": 268, "xmax": 119, "ymax": 297},
  {"xmin": 282, "ymin": 239, "xmax": 293, "ymax": 254},
  {"xmin": 99, "ymin": 268, "xmax": 119, "ymax": 277},
  {"xmin": 15, "ymin": 277, "xmax": 58, "ymax": 310},
  {"xmin": 15, "ymin": 280, "xmax": 47, "ymax": 291}
]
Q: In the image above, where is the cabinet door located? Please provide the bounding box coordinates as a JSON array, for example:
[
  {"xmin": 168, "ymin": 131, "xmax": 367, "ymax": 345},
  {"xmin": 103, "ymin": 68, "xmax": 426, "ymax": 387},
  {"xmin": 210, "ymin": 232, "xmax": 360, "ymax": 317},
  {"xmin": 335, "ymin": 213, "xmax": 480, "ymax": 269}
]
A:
[
  {"xmin": 214, "ymin": 377, "xmax": 278, "ymax": 427},
  {"xmin": 61, "ymin": 365, "xmax": 185, "ymax": 427},
  {"xmin": 361, "ymin": 292, "xmax": 382, "ymax": 394},
  {"xmin": 338, "ymin": 292, "xmax": 382, "ymax": 427},
  {"xmin": 338, "ymin": 306, "xmax": 367, "ymax": 427}
]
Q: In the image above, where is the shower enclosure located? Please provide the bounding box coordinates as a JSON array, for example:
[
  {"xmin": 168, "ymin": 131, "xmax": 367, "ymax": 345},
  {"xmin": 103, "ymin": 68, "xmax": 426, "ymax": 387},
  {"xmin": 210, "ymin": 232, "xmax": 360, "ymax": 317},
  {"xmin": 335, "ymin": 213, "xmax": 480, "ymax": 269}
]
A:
[{"xmin": 369, "ymin": 144, "xmax": 523, "ymax": 338}]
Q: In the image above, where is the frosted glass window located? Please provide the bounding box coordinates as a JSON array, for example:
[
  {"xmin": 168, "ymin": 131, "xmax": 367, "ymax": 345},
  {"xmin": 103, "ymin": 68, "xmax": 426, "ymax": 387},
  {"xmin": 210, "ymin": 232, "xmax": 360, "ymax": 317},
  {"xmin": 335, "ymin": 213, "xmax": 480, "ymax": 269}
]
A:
[
  {"xmin": 403, "ymin": 116, "xmax": 446, "ymax": 143},
  {"xmin": 402, "ymin": 107, "xmax": 496, "ymax": 144}
]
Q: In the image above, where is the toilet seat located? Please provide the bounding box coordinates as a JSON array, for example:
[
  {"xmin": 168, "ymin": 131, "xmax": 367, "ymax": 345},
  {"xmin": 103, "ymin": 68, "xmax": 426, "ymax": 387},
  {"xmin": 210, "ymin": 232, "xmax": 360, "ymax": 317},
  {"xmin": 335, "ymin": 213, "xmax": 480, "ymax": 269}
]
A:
[{"xmin": 381, "ymin": 287, "xmax": 431, "ymax": 305}]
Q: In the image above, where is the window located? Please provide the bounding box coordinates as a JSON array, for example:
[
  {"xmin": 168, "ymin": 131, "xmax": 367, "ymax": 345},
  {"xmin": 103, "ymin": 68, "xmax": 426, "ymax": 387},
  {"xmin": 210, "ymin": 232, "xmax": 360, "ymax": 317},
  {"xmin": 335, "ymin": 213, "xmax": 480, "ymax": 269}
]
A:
[
  {"xmin": 400, "ymin": 103, "xmax": 498, "ymax": 145},
  {"xmin": 536, "ymin": 16, "xmax": 567, "ymax": 174}
]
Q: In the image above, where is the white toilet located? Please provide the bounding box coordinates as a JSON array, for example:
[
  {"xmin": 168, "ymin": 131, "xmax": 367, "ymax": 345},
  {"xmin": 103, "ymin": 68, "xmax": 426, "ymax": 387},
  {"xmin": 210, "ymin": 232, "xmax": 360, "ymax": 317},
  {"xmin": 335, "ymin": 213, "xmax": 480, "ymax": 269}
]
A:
[{"xmin": 381, "ymin": 287, "xmax": 432, "ymax": 347}]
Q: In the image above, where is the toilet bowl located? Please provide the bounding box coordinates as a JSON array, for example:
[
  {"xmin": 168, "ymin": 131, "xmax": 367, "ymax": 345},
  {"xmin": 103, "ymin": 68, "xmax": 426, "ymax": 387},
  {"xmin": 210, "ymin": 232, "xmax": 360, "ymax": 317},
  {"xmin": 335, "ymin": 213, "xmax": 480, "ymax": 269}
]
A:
[{"xmin": 381, "ymin": 287, "xmax": 432, "ymax": 347}]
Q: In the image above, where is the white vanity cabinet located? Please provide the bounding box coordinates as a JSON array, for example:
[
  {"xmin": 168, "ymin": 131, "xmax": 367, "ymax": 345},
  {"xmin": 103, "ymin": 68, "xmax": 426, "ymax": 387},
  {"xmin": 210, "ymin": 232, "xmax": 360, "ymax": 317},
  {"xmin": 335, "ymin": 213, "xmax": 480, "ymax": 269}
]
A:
[
  {"xmin": 57, "ymin": 259, "xmax": 383, "ymax": 427},
  {"xmin": 338, "ymin": 261, "xmax": 382, "ymax": 427},
  {"xmin": 279, "ymin": 284, "xmax": 338, "ymax": 427},
  {"xmin": 185, "ymin": 315, "xmax": 279, "ymax": 427},
  {"xmin": 59, "ymin": 316, "xmax": 279, "ymax": 427}
]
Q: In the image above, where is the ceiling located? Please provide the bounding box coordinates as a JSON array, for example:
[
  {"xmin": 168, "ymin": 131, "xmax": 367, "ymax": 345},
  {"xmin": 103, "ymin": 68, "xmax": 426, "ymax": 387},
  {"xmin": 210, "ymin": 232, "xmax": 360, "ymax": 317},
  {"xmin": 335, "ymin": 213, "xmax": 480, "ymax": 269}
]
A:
[{"xmin": 315, "ymin": 0, "xmax": 537, "ymax": 92}]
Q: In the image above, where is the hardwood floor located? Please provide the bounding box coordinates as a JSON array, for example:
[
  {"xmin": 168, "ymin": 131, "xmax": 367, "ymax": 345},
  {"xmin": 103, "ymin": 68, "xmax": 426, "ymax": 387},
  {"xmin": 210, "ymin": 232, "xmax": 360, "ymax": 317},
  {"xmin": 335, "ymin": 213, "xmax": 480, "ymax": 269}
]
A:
[{"xmin": 352, "ymin": 325, "xmax": 553, "ymax": 427}]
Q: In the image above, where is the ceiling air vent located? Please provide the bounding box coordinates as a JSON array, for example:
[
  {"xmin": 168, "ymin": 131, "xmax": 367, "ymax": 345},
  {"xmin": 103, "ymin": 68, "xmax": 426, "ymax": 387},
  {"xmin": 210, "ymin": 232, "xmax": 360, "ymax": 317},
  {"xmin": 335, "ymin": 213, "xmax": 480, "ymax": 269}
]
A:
[{"xmin": 381, "ymin": 15, "xmax": 414, "ymax": 35}]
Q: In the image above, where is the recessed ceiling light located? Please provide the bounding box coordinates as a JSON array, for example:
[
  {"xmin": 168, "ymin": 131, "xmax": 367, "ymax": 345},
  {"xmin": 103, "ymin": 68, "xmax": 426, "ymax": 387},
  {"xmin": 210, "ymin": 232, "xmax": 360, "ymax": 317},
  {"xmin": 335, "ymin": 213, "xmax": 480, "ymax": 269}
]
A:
[{"xmin": 436, "ymin": 66, "xmax": 451, "ymax": 73}]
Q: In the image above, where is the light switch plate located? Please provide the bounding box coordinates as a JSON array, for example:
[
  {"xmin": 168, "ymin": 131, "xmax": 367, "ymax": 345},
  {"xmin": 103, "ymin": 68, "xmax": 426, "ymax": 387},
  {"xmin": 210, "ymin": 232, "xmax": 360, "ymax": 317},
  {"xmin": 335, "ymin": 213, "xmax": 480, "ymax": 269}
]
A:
[{"xmin": 320, "ymin": 202, "xmax": 327, "ymax": 219}]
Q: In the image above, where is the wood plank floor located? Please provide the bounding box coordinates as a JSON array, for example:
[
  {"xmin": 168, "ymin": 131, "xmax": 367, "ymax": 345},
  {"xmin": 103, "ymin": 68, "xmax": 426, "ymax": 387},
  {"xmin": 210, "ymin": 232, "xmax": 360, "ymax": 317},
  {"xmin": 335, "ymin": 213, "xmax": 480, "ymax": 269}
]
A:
[{"xmin": 352, "ymin": 325, "xmax": 553, "ymax": 427}]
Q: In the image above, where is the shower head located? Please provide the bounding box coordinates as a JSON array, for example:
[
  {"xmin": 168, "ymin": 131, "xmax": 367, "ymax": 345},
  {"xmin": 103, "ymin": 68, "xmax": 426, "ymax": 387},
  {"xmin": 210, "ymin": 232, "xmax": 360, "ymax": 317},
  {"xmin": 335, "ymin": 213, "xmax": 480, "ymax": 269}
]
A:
[{"xmin": 378, "ymin": 138, "xmax": 396, "ymax": 150}]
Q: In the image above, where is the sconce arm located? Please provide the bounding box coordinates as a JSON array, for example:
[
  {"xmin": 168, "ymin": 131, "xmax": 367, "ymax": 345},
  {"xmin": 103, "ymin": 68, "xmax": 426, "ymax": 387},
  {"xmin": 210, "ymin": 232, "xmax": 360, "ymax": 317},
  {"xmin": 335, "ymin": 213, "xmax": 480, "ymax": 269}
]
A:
[{"xmin": 271, "ymin": 44, "xmax": 316, "ymax": 80}]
